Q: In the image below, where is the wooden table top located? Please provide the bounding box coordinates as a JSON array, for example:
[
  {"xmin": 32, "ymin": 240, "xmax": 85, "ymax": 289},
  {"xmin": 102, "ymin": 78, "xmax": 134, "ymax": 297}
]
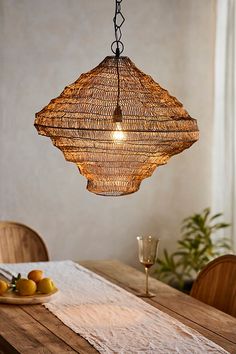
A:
[{"xmin": 0, "ymin": 260, "xmax": 235, "ymax": 354}]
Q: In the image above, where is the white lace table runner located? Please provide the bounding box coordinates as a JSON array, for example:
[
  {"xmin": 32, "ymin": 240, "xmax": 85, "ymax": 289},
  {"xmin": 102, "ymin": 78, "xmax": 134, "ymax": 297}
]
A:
[{"xmin": 0, "ymin": 261, "xmax": 228, "ymax": 354}]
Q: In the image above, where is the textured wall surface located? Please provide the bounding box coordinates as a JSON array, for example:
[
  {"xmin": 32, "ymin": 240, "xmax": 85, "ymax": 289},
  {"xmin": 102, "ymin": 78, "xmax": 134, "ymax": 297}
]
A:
[{"xmin": 0, "ymin": 0, "xmax": 215, "ymax": 267}]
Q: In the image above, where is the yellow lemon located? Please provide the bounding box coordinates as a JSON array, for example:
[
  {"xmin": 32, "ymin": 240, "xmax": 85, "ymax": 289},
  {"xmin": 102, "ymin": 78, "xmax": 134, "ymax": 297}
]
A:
[
  {"xmin": 28, "ymin": 270, "xmax": 43, "ymax": 284},
  {"xmin": 0, "ymin": 280, "xmax": 8, "ymax": 295},
  {"xmin": 16, "ymin": 278, "xmax": 37, "ymax": 296},
  {"xmin": 37, "ymin": 278, "xmax": 55, "ymax": 294}
]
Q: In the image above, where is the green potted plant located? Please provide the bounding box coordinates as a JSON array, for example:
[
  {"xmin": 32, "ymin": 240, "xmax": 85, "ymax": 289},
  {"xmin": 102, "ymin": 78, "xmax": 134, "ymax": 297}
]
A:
[{"xmin": 155, "ymin": 208, "xmax": 233, "ymax": 292}]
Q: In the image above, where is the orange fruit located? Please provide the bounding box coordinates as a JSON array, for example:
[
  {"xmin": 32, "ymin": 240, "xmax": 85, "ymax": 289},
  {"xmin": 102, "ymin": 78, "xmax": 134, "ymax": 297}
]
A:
[
  {"xmin": 0, "ymin": 280, "xmax": 8, "ymax": 295},
  {"xmin": 28, "ymin": 270, "xmax": 43, "ymax": 283},
  {"xmin": 37, "ymin": 278, "xmax": 55, "ymax": 294},
  {"xmin": 16, "ymin": 278, "xmax": 37, "ymax": 296}
]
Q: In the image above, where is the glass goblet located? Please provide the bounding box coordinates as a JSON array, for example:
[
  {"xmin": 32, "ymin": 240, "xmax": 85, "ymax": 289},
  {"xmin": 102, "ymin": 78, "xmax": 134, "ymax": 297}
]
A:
[{"xmin": 137, "ymin": 236, "xmax": 160, "ymax": 298}]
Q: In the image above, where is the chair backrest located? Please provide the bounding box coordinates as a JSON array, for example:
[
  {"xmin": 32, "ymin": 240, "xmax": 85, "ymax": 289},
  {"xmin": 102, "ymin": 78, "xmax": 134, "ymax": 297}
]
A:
[
  {"xmin": 190, "ymin": 254, "xmax": 236, "ymax": 317},
  {"xmin": 0, "ymin": 221, "xmax": 49, "ymax": 263}
]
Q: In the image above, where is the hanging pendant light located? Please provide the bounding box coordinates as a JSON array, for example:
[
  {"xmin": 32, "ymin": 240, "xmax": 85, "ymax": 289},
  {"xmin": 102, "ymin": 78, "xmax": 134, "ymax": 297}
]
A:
[{"xmin": 34, "ymin": 0, "xmax": 199, "ymax": 196}]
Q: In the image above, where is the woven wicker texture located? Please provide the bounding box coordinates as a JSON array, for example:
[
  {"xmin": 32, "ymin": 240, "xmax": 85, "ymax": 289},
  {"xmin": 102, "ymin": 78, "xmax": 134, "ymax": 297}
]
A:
[{"xmin": 35, "ymin": 56, "xmax": 199, "ymax": 196}]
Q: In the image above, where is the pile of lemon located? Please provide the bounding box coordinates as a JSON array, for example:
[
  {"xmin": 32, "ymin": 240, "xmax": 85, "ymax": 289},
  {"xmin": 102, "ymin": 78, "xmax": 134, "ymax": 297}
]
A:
[{"xmin": 0, "ymin": 270, "xmax": 56, "ymax": 296}]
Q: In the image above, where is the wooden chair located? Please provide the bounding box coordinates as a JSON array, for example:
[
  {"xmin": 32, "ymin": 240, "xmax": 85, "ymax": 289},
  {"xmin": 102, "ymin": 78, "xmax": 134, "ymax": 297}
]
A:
[
  {"xmin": 0, "ymin": 221, "xmax": 49, "ymax": 263},
  {"xmin": 190, "ymin": 254, "xmax": 236, "ymax": 317}
]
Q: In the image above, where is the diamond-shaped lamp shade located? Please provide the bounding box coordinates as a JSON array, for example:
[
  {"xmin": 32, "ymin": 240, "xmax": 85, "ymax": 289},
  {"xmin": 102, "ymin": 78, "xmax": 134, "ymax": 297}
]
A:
[{"xmin": 35, "ymin": 56, "xmax": 199, "ymax": 196}]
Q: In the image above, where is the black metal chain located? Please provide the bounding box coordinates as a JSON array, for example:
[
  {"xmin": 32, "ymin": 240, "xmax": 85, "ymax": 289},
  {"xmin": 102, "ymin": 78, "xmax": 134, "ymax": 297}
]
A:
[{"xmin": 111, "ymin": 0, "xmax": 125, "ymax": 57}]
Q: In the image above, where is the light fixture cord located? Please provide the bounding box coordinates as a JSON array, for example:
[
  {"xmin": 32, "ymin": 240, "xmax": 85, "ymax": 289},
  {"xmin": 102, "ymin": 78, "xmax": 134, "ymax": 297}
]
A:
[
  {"xmin": 111, "ymin": 0, "xmax": 125, "ymax": 57},
  {"xmin": 112, "ymin": 0, "xmax": 124, "ymax": 123},
  {"xmin": 116, "ymin": 59, "xmax": 120, "ymax": 105},
  {"xmin": 113, "ymin": 58, "xmax": 122, "ymax": 123}
]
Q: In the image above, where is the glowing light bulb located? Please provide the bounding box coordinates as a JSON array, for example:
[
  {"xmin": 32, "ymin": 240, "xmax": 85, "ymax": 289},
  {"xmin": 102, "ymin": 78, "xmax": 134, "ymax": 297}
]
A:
[{"xmin": 112, "ymin": 122, "xmax": 125, "ymax": 142}]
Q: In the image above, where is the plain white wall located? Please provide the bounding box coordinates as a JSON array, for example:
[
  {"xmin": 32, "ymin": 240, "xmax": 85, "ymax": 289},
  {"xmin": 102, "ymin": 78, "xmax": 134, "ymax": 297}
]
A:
[{"xmin": 0, "ymin": 0, "xmax": 215, "ymax": 267}]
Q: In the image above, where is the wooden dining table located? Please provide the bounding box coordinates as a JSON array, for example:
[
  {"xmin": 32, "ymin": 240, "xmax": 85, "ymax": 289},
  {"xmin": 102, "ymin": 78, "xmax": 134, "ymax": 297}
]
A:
[{"xmin": 0, "ymin": 260, "xmax": 235, "ymax": 353}]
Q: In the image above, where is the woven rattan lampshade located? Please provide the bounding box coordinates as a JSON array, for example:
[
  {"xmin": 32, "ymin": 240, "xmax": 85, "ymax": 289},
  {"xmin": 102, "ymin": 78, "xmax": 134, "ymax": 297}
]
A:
[{"xmin": 35, "ymin": 56, "xmax": 199, "ymax": 196}]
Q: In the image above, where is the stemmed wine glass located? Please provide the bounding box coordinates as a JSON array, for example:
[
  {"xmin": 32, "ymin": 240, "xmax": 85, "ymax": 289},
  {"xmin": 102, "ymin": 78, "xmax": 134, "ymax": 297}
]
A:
[{"xmin": 137, "ymin": 236, "xmax": 160, "ymax": 298}]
